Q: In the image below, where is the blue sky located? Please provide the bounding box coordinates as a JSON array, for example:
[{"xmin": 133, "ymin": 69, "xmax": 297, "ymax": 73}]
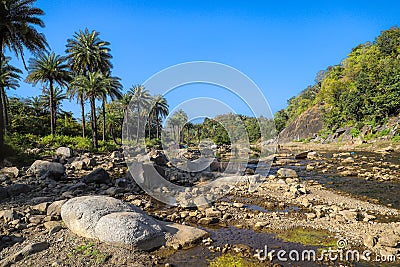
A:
[{"xmin": 7, "ymin": 0, "xmax": 400, "ymax": 119}]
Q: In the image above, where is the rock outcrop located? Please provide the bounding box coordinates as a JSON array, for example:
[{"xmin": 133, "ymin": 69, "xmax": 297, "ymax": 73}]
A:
[{"xmin": 278, "ymin": 105, "xmax": 323, "ymax": 142}]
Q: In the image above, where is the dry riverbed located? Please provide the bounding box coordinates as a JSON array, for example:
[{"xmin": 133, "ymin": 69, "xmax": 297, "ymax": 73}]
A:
[{"xmin": 0, "ymin": 144, "xmax": 400, "ymax": 267}]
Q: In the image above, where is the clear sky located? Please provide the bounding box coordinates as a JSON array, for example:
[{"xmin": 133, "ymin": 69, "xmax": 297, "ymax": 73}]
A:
[{"xmin": 7, "ymin": 0, "xmax": 400, "ymax": 119}]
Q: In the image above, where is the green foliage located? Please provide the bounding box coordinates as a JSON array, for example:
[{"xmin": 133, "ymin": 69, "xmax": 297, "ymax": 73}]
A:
[
  {"xmin": 274, "ymin": 109, "xmax": 289, "ymax": 133},
  {"xmin": 71, "ymin": 242, "xmax": 108, "ymax": 264},
  {"xmin": 350, "ymin": 128, "xmax": 360, "ymax": 138},
  {"xmin": 391, "ymin": 135, "xmax": 400, "ymax": 143},
  {"xmin": 281, "ymin": 26, "xmax": 400, "ymax": 132},
  {"xmin": 209, "ymin": 254, "xmax": 262, "ymax": 267},
  {"xmin": 377, "ymin": 128, "xmax": 391, "ymax": 137},
  {"xmin": 145, "ymin": 138, "xmax": 162, "ymax": 149},
  {"xmin": 275, "ymin": 228, "xmax": 337, "ymax": 248}
]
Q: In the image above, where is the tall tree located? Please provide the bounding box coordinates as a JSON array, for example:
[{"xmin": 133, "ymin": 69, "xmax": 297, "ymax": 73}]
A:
[
  {"xmin": 150, "ymin": 95, "xmax": 169, "ymax": 139},
  {"xmin": 71, "ymin": 71, "xmax": 111, "ymax": 148},
  {"xmin": 65, "ymin": 28, "xmax": 112, "ymax": 138},
  {"xmin": 129, "ymin": 85, "xmax": 151, "ymax": 143},
  {"xmin": 0, "ymin": 0, "xmax": 47, "ymax": 146},
  {"xmin": 26, "ymin": 52, "xmax": 71, "ymax": 135},
  {"xmin": 0, "ymin": 57, "xmax": 22, "ymax": 131},
  {"xmin": 100, "ymin": 74, "xmax": 122, "ymax": 141}
]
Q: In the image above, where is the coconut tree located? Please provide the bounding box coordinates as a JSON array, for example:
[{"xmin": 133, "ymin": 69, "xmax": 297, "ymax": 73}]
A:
[
  {"xmin": 26, "ymin": 52, "xmax": 71, "ymax": 135},
  {"xmin": 100, "ymin": 74, "xmax": 122, "ymax": 141},
  {"xmin": 71, "ymin": 71, "xmax": 112, "ymax": 148},
  {"xmin": 128, "ymin": 85, "xmax": 151, "ymax": 143},
  {"xmin": 65, "ymin": 28, "xmax": 112, "ymax": 137},
  {"xmin": 0, "ymin": 57, "xmax": 22, "ymax": 131},
  {"xmin": 40, "ymin": 87, "xmax": 67, "ymax": 117},
  {"xmin": 0, "ymin": 0, "xmax": 47, "ymax": 146},
  {"xmin": 150, "ymin": 95, "xmax": 169, "ymax": 139}
]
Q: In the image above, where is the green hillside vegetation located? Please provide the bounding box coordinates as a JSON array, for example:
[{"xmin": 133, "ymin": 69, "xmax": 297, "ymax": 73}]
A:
[{"xmin": 275, "ymin": 26, "xmax": 400, "ymax": 134}]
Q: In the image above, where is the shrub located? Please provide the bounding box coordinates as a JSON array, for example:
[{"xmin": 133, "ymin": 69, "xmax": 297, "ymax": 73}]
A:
[
  {"xmin": 377, "ymin": 128, "xmax": 391, "ymax": 137},
  {"xmin": 350, "ymin": 128, "xmax": 360, "ymax": 138},
  {"xmin": 392, "ymin": 135, "xmax": 400, "ymax": 143}
]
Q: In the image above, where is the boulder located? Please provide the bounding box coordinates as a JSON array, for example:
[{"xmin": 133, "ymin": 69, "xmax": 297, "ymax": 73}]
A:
[
  {"xmin": 162, "ymin": 222, "xmax": 208, "ymax": 250},
  {"xmin": 94, "ymin": 212, "xmax": 165, "ymax": 250},
  {"xmin": 307, "ymin": 151, "xmax": 318, "ymax": 159},
  {"xmin": 47, "ymin": 200, "xmax": 68, "ymax": 216},
  {"xmin": 277, "ymin": 168, "xmax": 298, "ymax": 178},
  {"xmin": 26, "ymin": 160, "xmax": 65, "ymax": 179},
  {"xmin": 56, "ymin": 147, "xmax": 73, "ymax": 158},
  {"xmin": 294, "ymin": 151, "xmax": 309, "ymax": 159},
  {"xmin": 1, "ymin": 167, "xmax": 19, "ymax": 178},
  {"xmin": 6, "ymin": 184, "xmax": 30, "ymax": 197},
  {"xmin": 0, "ymin": 242, "xmax": 49, "ymax": 267},
  {"xmin": 0, "ymin": 186, "xmax": 8, "ymax": 200},
  {"xmin": 61, "ymin": 196, "xmax": 139, "ymax": 239},
  {"xmin": 148, "ymin": 150, "xmax": 169, "ymax": 166},
  {"xmin": 82, "ymin": 168, "xmax": 111, "ymax": 184},
  {"xmin": 61, "ymin": 196, "xmax": 165, "ymax": 251}
]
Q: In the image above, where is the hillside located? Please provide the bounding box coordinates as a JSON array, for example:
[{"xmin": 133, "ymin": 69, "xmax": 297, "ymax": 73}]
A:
[{"xmin": 275, "ymin": 26, "xmax": 400, "ymax": 143}]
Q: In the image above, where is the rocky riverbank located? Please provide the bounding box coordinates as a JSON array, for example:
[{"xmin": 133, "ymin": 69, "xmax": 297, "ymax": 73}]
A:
[{"xmin": 0, "ymin": 144, "xmax": 399, "ymax": 266}]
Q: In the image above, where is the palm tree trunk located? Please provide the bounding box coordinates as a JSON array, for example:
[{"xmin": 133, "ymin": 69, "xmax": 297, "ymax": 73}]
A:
[
  {"xmin": 80, "ymin": 97, "xmax": 86, "ymax": 138},
  {"xmin": 0, "ymin": 42, "xmax": 4, "ymax": 147},
  {"xmin": 136, "ymin": 104, "xmax": 140, "ymax": 143},
  {"xmin": 187, "ymin": 126, "xmax": 190, "ymax": 146},
  {"xmin": 1, "ymin": 88, "xmax": 7, "ymax": 132},
  {"xmin": 0, "ymin": 87, "xmax": 4, "ymax": 148},
  {"xmin": 90, "ymin": 96, "xmax": 98, "ymax": 149},
  {"xmin": 156, "ymin": 116, "xmax": 160, "ymax": 139},
  {"xmin": 102, "ymin": 97, "xmax": 106, "ymax": 142},
  {"xmin": 49, "ymin": 80, "xmax": 55, "ymax": 136}
]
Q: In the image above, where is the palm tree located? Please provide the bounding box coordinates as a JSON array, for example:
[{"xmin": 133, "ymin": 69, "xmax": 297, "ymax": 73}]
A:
[
  {"xmin": 66, "ymin": 82, "xmax": 87, "ymax": 137},
  {"xmin": 150, "ymin": 95, "xmax": 169, "ymax": 139},
  {"xmin": 71, "ymin": 71, "xmax": 111, "ymax": 148},
  {"xmin": 129, "ymin": 85, "xmax": 151, "ymax": 143},
  {"xmin": 0, "ymin": 0, "xmax": 47, "ymax": 146},
  {"xmin": 26, "ymin": 52, "xmax": 71, "ymax": 135},
  {"xmin": 100, "ymin": 74, "xmax": 122, "ymax": 141},
  {"xmin": 0, "ymin": 57, "xmax": 22, "ymax": 131},
  {"xmin": 40, "ymin": 87, "xmax": 67, "ymax": 116},
  {"xmin": 65, "ymin": 28, "xmax": 112, "ymax": 137}
]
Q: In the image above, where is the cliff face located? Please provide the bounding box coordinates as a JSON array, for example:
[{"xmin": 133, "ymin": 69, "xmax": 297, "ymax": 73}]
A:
[{"xmin": 278, "ymin": 105, "xmax": 323, "ymax": 142}]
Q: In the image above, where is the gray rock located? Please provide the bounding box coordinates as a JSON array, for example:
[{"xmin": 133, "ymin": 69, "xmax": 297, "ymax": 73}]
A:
[
  {"xmin": 56, "ymin": 147, "xmax": 73, "ymax": 158},
  {"xmin": 277, "ymin": 168, "xmax": 298, "ymax": 178},
  {"xmin": 94, "ymin": 212, "xmax": 165, "ymax": 250},
  {"xmin": 26, "ymin": 160, "xmax": 65, "ymax": 179},
  {"xmin": 0, "ymin": 186, "xmax": 8, "ymax": 200},
  {"xmin": 71, "ymin": 160, "xmax": 85, "ymax": 170},
  {"xmin": 162, "ymin": 222, "xmax": 208, "ymax": 250},
  {"xmin": 82, "ymin": 168, "xmax": 110, "ymax": 184},
  {"xmin": 61, "ymin": 196, "xmax": 166, "ymax": 251},
  {"xmin": 61, "ymin": 196, "xmax": 141, "ymax": 239},
  {"xmin": 378, "ymin": 231, "xmax": 400, "ymax": 248},
  {"xmin": 0, "ymin": 242, "xmax": 49, "ymax": 267},
  {"xmin": 6, "ymin": 184, "xmax": 30, "ymax": 197},
  {"xmin": 83, "ymin": 157, "xmax": 96, "ymax": 168},
  {"xmin": 294, "ymin": 151, "xmax": 309, "ymax": 159},
  {"xmin": 363, "ymin": 235, "xmax": 378, "ymax": 249},
  {"xmin": 47, "ymin": 200, "xmax": 68, "ymax": 216},
  {"xmin": 0, "ymin": 209, "xmax": 18, "ymax": 222},
  {"xmin": 1, "ymin": 167, "xmax": 19, "ymax": 178},
  {"xmin": 307, "ymin": 151, "xmax": 318, "ymax": 159}
]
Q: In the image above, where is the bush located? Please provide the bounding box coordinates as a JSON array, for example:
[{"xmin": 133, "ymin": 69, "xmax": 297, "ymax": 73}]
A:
[
  {"xmin": 377, "ymin": 128, "xmax": 391, "ymax": 137},
  {"xmin": 350, "ymin": 128, "xmax": 361, "ymax": 138},
  {"xmin": 145, "ymin": 138, "xmax": 162, "ymax": 149},
  {"xmin": 392, "ymin": 135, "xmax": 400, "ymax": 143}
]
